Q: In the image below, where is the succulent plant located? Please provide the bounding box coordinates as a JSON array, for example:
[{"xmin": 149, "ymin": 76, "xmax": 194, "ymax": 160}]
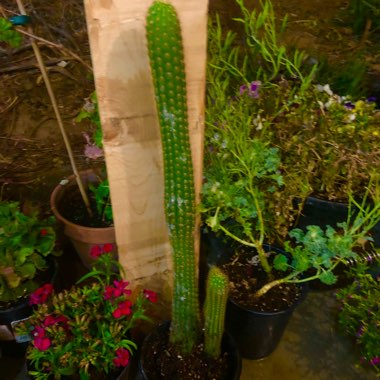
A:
[
  {"xmin": 146, "ymin": 0, "xmax": 200, "ymax": 354},
  {"xmin": 203, "ymin": 266, "xmax": 229, "ymax": 358}
]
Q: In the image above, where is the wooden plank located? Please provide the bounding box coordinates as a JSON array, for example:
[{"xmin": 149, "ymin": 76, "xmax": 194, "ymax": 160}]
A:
[{"xmin": 83, "ymin": 0, "xmax": 208, "ymax": 297}]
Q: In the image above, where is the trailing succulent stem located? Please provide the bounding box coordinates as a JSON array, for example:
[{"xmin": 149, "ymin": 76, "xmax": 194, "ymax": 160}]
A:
[
  {"xmin": 146, "ymin": 1, "xmax": 200, "ymax": 354},
  {"xmin": 203, "ymin": 267, "xmax": 229, "ymax": 359}
]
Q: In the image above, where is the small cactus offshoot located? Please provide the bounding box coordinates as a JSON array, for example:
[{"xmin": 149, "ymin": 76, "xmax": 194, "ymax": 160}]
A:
[{"xmin": 203, "ymin": 266, "xmax": 229, "ymax": 359}]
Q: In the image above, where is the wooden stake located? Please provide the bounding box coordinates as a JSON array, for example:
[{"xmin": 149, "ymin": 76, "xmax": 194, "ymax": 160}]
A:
[{"xmin": 83, "ymin": 0, "xmax": 208, "ymax": 291}]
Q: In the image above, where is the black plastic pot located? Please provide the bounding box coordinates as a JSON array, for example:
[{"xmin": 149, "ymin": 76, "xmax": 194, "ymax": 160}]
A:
[
  {"xmin": 225, "ymin": 284, "xmax": 307, "ymax": 360},
  {"xmin": 137, "ymin": 321, "xmax": 242, "ymax": 380},
  {"xmin": 296, "ymin": 196, "xmax": 380, "ymax": 247},
  {"xmin": 0, "ymin": 297, "xmax": 32, "ymax": 357},
  {"xmin": 201, "ymin": 234, "xmax": 308, "ymax": 360}
]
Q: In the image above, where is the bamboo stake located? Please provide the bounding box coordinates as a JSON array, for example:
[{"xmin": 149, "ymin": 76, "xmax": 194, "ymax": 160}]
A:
[{"xmin": 15, "ymin": 0, "xmax": 93, "ymax": 217}]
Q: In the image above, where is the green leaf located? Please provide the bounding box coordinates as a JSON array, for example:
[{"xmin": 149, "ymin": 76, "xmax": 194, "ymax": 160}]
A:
[
  {"xmin": 18, "ymin": 263, "xmax": 36, "ymax": 278},
  {"xmin": 319, "ymin": 271, "xmax": 337, "ymax": 285},
  {"xmin": 273, "ymin": 254, "xmax": 288, "ymax": 271},
  {"xmin": 16, "ymin": 246, "xmax": 34, "ymax": 265},
  {"xmin": 59, "ymin": 367, "xmax": 75, "ymax": 376}
]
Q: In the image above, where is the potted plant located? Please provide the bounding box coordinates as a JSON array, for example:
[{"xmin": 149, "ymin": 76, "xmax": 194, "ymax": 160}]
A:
[
  {"xmin": 16, "ymin": 250, "xmax": 157, "ymax": 380},
  {"xmin": 0, "ymin": 200, "xmax": 59, "ymax": 356},
  {"xmin": 50, "ymin": 92, "xmax": 115, "ymax": 269},
  {"xmin": 138, "ymin": 2, "xmax": 241, "ymax": 379},
  {"xmin": 206, "ymin": 0, "xmax": 380, "ymax": 238},
  {"xmin": 201, "ymin": 0, "xmax": 380, "ymax": 358},
  {"xmin": 335, "ymin": 258, "xmax": 380, "ymax": 376}
]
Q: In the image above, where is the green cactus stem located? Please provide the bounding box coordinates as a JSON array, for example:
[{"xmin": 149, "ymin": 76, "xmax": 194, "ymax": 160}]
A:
[
  {"xmin": 146, "ymin": 1, "xmax": 200, "ymax": 354},
  {"xmin": 203, "ymin": 266, "xmax": 229, "ymax": 359}
]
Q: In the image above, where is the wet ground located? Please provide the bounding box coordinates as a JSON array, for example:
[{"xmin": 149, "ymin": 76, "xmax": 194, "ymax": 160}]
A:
[{"xmin": 1, "ymin": 0, "xmax": 380, "ymax": 379}]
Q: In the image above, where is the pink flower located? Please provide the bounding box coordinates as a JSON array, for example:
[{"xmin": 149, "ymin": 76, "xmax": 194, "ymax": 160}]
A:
[
  {"xmin": 103, "ymin": 243, "xmax": 114, "ymax": 253},
  {"xmin": 112, "ymin": 301, "xmax": 132, "ymax": 319},
  {"xmin": 29, "ymin": 284, "xmax": 54, "ymax": 305},
  {"xmin": 113, "ymin": 347, "xmax": 130, "ymax": 367},
  {"xmin": 32, "ymin": 326, "xmax": 51, "ymax": 351},
  {"xmin": 143, "ymin": 289, "xmax": 158, "ymax": 303},
  {"xmin": 90, "ymin": 245, "xmax": 103, "ymax": 258},
  {"xmin": 44, "ymin": 314, "xmax": 69, "ymax": 327}
]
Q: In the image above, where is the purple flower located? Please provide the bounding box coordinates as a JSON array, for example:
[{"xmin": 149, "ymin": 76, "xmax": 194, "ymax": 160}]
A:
[
  {"xmin": 249, "ymin": 81, "xmax": 261, "ymax": 98},
  {"xmin": 370, "ymin": 357, "xmax": 380, "ymax": 366},
  {"xmin": 239, "ymin": 84, "xmax": 248, "ymax": 95},
  {"xmin": 355, "ymin": 325, "xmax": 364, "ymax": 337},
  {"xmin": 344, "ymin": 102, "xmax": 355, "ymax": 110},
  {"xmin": 367, "ymin": 96, "xmax": 377, "ymax": 103},
  {"xmin": 239, "ymin": 81, "xmax": 261, "ymax": 98}
]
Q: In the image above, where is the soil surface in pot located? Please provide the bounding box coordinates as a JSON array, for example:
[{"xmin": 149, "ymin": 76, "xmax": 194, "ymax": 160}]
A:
[
  {"xmin": 221, "ymin": 247, "xmax": 302, "ymax": 312},
  {"xmin": 141, "ymin": 328, "xmax": 230, "ymax": 380},
  {"xmin": 58, "ymin": 185, "xmax": 112, "ymax": 228}
]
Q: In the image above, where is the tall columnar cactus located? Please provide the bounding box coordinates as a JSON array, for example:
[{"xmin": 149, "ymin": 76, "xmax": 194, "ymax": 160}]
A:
[
  {"xmin": 146, "ymin": 1, "xmax": 200, "ymax": 353},
  {"xmin": 203, "ymin": 266, "xmax": 229, "ymax": 359}
]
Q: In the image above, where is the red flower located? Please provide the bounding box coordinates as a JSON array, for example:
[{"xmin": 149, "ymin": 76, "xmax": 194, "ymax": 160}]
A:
[
  {"xmin": 32, "ymin": 326, "xmax": 51, "ymax": 351},
  {"xmin": 40, "ymin": 229, "xmax": 48, "ymax": 236},
  {"xmin": 44, "ymin": 314, "xmax": 69, "ymax": 327},
  {"xmin": 103, "ymin": 243, "xmax": 114, "ymax": 253},
  {"xmin": 113, "ymin": 347, "xmax": 130, "ymax": 367},
  {"xmin": 90, "ymin": 245, "xmax": 103, "ymax": 258},
  {"xmin": 143, "ymin": 289, "xmax": 158, "ymax": 303},
  {"xmin": 29, "ymin": 284, "xmax": 54, "ymax": 305},
  {"xmin": 104, "ymin": 280, "xmax": 131, "ymax": 300},
  {"xmin": 112, "ymin": 300, "xmax": 132, "ymax": 318}
]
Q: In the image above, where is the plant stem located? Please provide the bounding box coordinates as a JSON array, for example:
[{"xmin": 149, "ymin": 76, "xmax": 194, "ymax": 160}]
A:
[{"xmin": 15, "ymin": 0, "xmax": 93, "ymax": 218}]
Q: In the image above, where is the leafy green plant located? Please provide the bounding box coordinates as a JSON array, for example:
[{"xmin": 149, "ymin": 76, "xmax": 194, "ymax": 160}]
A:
[
  {"xmin": 0, "ymin": 18, "xmax": 22, "ymax": 47},
  {"xmin": 75, "ymin": 93, "xmax": 113, "ymax": 224},
  {"xmin": 336, "ymin": 259, "xmax": 380, "ymax": 375},
  {"xmin": 207, "ymin": 0, "xmax": 380, "ymax": 206},
  {"xmin": 17, "ymin": 252, "xmax": 157, "ymax": 380},
  {"xmin": 0, "ymin": 201, "xmax": 59, "ymax": 304}
]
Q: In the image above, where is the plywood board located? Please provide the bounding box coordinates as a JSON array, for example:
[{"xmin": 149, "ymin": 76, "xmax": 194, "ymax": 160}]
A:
[{"xmin": 83, "ymin": 0, "xmax": 208, "ymax": 295}]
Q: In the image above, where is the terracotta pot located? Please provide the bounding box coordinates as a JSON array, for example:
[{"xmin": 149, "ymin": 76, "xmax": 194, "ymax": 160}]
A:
[
  {"xmin": 50, "ymin": 170, "xmax": 117, "ymax": 269},
  {"xmin": 138, "ymin": 321, "xmax": 242, "ymax": 380}
]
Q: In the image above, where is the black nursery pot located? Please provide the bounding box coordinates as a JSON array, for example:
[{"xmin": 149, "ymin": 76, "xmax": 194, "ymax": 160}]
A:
[
  {"xmin": 201, "ymin": 233, "xmax": 307, "ymax": 360},
  {"xmin": 0, "ymin": 297, "xmax": 32, "ymax": 357},
  {"xmin": 224, "ymin": 285, "xmax": 307, "ymax": 360},
  {"xmin": 137, "ymin": 321, "xmax": 242, "ymax": 380},
  {"xmin": 296, "ymin": 196, "xmax": 380, "ymax": 247}
]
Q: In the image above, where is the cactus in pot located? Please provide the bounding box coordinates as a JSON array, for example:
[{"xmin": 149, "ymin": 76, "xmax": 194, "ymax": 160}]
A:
[{"xmin": 146, "ymin": 1, "xmax": 234, "ymax": 365}]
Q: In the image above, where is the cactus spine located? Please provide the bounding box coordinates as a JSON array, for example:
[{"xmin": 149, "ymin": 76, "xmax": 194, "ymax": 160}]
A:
[
  {"xmin": 203, "ymin": 266, "xmax": 229, "ymax": 358},
  {"xmin": 146, "ymin": 1, "xmax": 200, "ymax": 354}
]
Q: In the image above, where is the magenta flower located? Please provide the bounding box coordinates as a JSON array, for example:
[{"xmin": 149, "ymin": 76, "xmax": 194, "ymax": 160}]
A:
[
  {"xmin": 143, "ymin": 289, "xmax": 158, "ymax": 303},
  {"xmin": 32, "ymin": 326, "xmax": 51, "ymax": 351},
  {"xmin": 104, "ymin": 280, "xmax": 131, "ymax": 300},
  {"xmin": 113, "ymin": 347, "xmax": 130, "ymax": 367},
  {"xmin": 29, "ymin": 284, "xmax": 54, "ymax": 305},
  {"xmin": 90, "ymin": 245, "xmax": 103, "ymax": 258},
  {"xmin": 103, "ymin": 243, "xmax": 114, "ymax": 253},
  {"xmin": 112, "ymin": 300, "xmax": 132, "ymax": 319},
  {"xmin": 44, "ymin": 314, "xmax": 69, "ymax": 327},
  {"xmin": 370, "ymin": 357, "xmax": 380, "ymax": 366}
]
